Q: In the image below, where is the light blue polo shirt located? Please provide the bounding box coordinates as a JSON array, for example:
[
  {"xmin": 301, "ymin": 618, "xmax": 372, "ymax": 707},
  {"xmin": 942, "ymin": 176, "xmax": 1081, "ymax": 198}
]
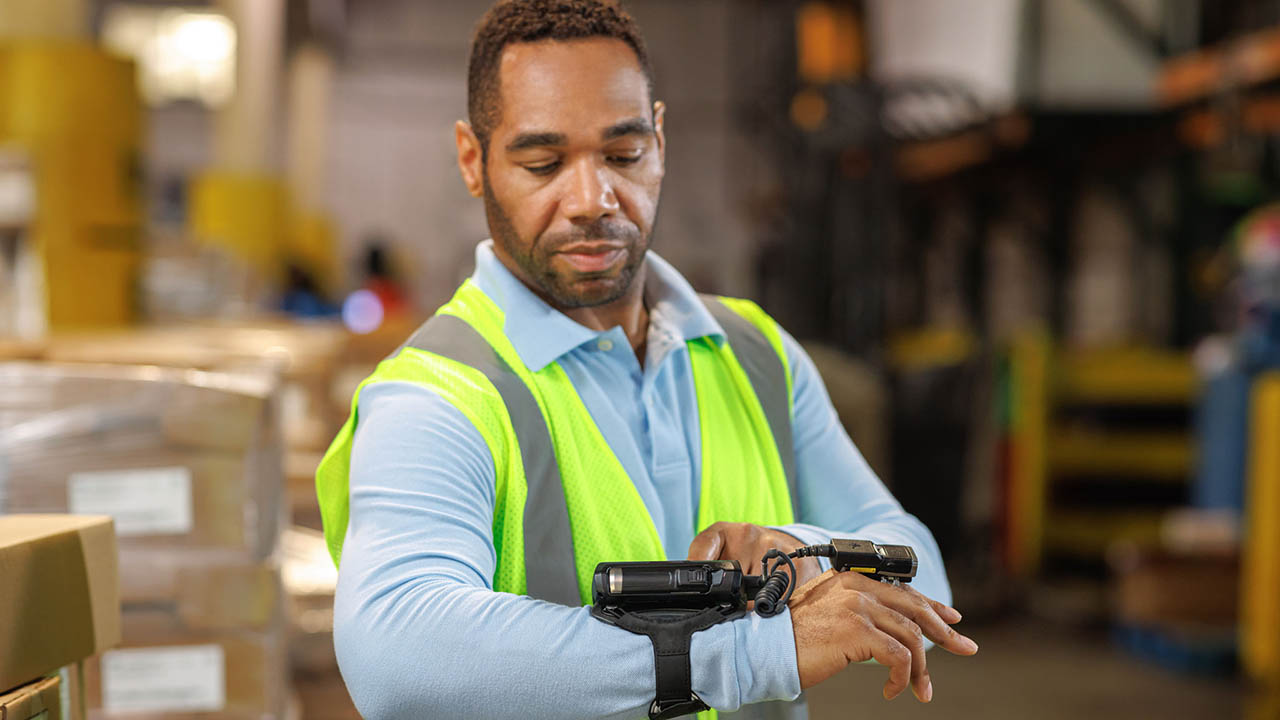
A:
[{"xmin": 334, "ymin": 241, "xmax": 951, "ymax": 719}]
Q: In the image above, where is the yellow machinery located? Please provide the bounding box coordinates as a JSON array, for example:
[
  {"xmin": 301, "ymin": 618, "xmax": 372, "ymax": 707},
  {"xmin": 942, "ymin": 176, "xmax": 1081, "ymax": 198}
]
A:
[
  {"xmin": 189, "ymin": 171, "xmax": 288, "ymax": 278},
  {"xmin": 0, "ymin": 41, "xmax": 142, "ymax": 328},
  {"xmin": 189, "ymin": 172, "xmax": 339, "ymax": 295}
]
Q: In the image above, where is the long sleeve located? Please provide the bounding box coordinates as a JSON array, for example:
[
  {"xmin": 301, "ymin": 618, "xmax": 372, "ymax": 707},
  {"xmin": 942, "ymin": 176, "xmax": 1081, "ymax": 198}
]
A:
[
  {"xmin": 776, "ymin": 330, "xmax": 953, "ymax": 608},
  {"xmin": 332, "ymin": 381, "xmax": 801, "ymax": 720}
]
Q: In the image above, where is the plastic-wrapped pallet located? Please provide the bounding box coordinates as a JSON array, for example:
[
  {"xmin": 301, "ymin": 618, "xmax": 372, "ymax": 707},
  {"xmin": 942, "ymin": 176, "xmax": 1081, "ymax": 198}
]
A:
[
  {"xmin": 0, "ymin": 362, "xmax": 289, "ymax": 719},
  {"xmin": 0, "ymin": 362, "xmax": 284, "ymax": 559},
  {"xmin": 43, "ymin": 323, "xmax": 351, "ymax": 454},
  {"xmin": 43, "ymin": 324, "xmax": 357, "ymax": 529}
]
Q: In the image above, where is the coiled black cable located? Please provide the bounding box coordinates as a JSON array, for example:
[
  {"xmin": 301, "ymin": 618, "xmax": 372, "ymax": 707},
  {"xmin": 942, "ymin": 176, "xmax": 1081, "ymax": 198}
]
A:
[
  {"xmin": 752, "ymin": 549, "xmax": 794, "ymax": 616},
  {"xmin": 753, "ymin": 544, "xmax": 836, "ymax": 617}
]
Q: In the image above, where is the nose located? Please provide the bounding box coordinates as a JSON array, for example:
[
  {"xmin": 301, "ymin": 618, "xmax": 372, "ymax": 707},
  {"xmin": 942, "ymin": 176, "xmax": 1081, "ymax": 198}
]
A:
[{"xmin": 561, "ymin": 157, "xmax": 619, "ymax": 223}]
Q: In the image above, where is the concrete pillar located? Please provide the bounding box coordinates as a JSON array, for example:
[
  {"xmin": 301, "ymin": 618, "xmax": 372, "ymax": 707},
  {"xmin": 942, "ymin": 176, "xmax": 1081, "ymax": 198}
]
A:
[
  {"xmin": 213, "ymin": 0, "xmax": 285, "ymax": 173},
  {"xmin": 286, "ymin": 43, "xmax": 334, "ymax": 213}
]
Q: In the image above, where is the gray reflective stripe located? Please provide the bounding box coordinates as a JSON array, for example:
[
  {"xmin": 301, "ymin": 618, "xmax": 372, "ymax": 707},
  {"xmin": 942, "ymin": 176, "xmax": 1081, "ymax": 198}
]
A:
[
  {"xmin": 700, "ymin": 296, "xmax": 799, "ymax": 515},
  {"xmin": 404, "ymin": 315, "xmax": 581, "ymax": 607}
]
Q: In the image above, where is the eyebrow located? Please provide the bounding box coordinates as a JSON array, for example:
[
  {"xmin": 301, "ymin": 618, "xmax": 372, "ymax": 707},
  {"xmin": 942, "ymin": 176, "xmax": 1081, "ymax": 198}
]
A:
[
  {"xmin": 602, "ymin": 118, "xmax": 653, "ymax": 141},
  {"xmin": 505, "ymin": 118, "xmax": 654, "ymax": 153},
  {"xmin": 506, "ymin": 132, "xmax": 568, "ymax": 153}
]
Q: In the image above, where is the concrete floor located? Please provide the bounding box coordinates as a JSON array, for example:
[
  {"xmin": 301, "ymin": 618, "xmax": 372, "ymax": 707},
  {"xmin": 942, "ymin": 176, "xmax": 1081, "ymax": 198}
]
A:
[{"xmin": 805, "ymin": 617, "xmax": 1249, "ymax": 720}]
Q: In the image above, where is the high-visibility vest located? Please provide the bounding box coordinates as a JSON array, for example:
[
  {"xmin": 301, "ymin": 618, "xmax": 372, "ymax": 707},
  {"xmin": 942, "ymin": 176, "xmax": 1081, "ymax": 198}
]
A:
[{"xmin": 316, "ymin": 279, "xmax": 807, "ymax": 718}]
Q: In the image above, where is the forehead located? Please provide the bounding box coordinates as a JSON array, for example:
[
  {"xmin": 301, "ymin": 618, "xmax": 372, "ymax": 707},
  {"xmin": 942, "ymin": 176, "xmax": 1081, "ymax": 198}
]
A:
[{"xmin": 494, "ymin": 37, "xmax": 651, "ymax": 139}]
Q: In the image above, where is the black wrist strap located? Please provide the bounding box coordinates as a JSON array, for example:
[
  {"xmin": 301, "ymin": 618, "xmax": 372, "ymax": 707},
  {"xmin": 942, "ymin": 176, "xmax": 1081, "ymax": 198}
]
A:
[{"xmin": 590, "ymin": 605, "xmax": 743, "ymax": 720}]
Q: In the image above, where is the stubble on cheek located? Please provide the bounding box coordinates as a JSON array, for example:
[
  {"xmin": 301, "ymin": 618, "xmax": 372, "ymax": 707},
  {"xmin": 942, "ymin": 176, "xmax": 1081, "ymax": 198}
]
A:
[{"xmin": 482, "ymin": 173, "xmax": 649, "ymax": 308}]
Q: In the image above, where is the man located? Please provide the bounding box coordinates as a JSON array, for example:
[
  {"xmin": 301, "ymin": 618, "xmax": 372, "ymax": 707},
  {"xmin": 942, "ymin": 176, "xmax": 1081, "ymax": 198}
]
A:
[{"xmin": 319, "ymin": 1, "xmax": 978, "ymax": 718}]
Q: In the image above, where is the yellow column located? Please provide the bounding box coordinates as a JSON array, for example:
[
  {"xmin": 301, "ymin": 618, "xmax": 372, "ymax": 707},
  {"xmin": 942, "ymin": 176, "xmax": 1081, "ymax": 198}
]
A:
[
  {"xmin": 1242, "ymin": 372, "xmax": 1280, "ymax": 688},
  {"xmin": 1009, "ymin": 330, "xmax": 1050, "ymax": 577}
]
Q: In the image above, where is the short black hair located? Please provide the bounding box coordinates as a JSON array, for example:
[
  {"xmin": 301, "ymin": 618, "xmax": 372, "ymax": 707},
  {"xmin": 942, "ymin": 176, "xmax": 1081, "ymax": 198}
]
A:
[{"xmin": 467, "ymin": 0, "xmax": 654, "ymax": 151}]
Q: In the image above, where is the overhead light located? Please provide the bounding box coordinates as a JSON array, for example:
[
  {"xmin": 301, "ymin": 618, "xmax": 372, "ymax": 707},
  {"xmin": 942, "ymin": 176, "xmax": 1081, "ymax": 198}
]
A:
[{"xmin": 103, "ymin": 5, "xmax": 237, "ymax": 107}]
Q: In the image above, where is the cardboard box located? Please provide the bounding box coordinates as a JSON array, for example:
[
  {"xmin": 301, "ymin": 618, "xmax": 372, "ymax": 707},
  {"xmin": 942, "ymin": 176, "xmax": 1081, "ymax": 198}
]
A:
[
  {"xmin": 44, "ymin": 324, "xmax": 350, "ymax": 453},
  {"xmin": 118, "ymin": 553, "xmax": 282, "ymax": 632},
  {"xmin": 285, "ymin": 451, "xmax": 323, "ymax": 527},
  {"xmin": 0, "ymin": 341, "xmax": 43, "ymax": 363},
  {"xmin": 1110, "ymin": 546, "xmax": 1239, "ymax": 628},
  {"xmin": 0, "ymin": 363, "xmax": 285, "ymax": 559},
  {"xmin": 2, "ymin": 449, "xmax": 279, "ymax": 558},
  {"xmin": 0, "ymin": 363, "xmax": 278, "ymax": 454},
  {"xmin": 292, "ymin": 669, "xmax": 360, "ymax": 720},
  {"xmin": 282, "ymin": 528, "xmax": 337, "ymax": 673},
  {"xmin": 82, "ymin": 612, "xmax": 286, "ymax": 720},
  {"xmin": 0, "ymin": 516, "xmax": 120, "ymax": 693},
  {"xmin": 0, "ymin": 675, "xmax": 61, "ymax": 720}
]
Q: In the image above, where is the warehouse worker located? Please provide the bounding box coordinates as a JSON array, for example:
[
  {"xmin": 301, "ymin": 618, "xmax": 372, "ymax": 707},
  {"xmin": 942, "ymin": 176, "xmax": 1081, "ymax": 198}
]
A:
[{"xmin": 318, "ymin": 1, "xmax": 977, "ymax": 718}]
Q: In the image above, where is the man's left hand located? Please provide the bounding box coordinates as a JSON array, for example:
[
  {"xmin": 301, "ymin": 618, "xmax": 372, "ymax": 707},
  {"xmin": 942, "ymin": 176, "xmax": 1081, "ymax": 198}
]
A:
[{"xmin": 687, "ymin": 521, "xmax": 823, "ymax": 590}]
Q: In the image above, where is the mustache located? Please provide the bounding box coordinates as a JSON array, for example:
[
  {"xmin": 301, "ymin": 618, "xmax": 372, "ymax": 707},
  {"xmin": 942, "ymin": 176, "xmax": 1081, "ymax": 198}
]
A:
[{"xmin": 539, "ymin": 220, "xmax": 640, "ymax": 252}]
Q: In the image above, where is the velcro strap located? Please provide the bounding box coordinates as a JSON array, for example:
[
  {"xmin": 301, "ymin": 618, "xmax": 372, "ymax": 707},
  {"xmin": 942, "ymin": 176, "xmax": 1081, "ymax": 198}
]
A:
[{"xmin": 599, "ymin": 606, "xmax": 738, "ymax": 720}]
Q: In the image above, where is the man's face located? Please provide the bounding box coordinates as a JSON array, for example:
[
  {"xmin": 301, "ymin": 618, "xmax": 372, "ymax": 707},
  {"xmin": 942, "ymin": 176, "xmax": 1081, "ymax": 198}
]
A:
[{"xmin": 476, "ymin": 37, "xmax": 665, "ymax": 309}]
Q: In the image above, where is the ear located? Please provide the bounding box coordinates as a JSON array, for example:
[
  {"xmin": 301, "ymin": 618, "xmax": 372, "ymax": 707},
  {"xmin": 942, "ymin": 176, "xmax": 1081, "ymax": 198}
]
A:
[
  {"xmin": 455, "ymin": 120, "xmax": 484, "ymax": 198},
  {"xmin": 653, "ymin": 101, "xmax": 666, "ymax": 168}
]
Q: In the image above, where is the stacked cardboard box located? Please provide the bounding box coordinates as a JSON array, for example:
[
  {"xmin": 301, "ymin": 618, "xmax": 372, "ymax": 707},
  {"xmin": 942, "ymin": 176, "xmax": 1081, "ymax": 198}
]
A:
[
  {"xmin": 0, "ymin": 514, "xmax": 122, "ymax": 720},
  {"xmin": 42, "ymin": 323, "xmax": 351, "ymax": 531},
  {"xmin": 25, "ymin": 320, "xmax": 416, "ymax": 714},
  {"xmin": 0, "ymin": 675, "xmax": 61, "ymax": 720},
  {"xmin": 0, "ymin": 364, "xmax": 287, "ymax": 719},
  {"xmin": 42, "ymin": 323, "xmax": 350, "ymax": 454}
]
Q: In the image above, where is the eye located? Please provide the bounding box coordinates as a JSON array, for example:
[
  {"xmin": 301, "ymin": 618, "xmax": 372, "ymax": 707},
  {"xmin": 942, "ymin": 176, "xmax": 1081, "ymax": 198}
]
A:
[
  {"xmin": 608, "ymin": 151, "xmax": 643, "ymax": 166},
  {"xmin": 523, "ymin": 160, "xmax": 561, "ymax": 176}
]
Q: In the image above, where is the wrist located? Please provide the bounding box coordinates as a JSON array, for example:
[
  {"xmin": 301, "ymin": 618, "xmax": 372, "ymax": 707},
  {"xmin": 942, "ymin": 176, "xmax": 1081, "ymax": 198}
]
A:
[
  {"xmin": 770, "ymin": 524, "xmax": 835, "ymax": 573},
  {"xmin": 690, "ymin": 606, "xmax": 802, "ymax": 710}
]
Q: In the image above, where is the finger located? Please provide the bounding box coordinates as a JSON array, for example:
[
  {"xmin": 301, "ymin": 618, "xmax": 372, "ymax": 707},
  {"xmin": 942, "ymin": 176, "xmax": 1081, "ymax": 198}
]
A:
[
  {"xmin": 867, "ymin": 628, "xmax": 912, "ymax": 700},
  {"xmin": 874, "ymin": 585, "xmax": 978, "ymax": 656},
  {"xmin": 871, "ymin": 605, "xmax": 931, "ymax": 703},
  {"xmin": 686, "ymin": 526, "xmax": 725, "ymax": 561},
  {"xmin": 928, "ymin": 597, "xmax": 963, "ymax": 624}
]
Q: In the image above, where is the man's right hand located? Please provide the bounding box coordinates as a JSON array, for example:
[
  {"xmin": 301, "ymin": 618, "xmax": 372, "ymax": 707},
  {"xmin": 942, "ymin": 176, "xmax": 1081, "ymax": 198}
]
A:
[{"xmin": 789, "ymin": 569, "xmax": 978, "ymax": 702}]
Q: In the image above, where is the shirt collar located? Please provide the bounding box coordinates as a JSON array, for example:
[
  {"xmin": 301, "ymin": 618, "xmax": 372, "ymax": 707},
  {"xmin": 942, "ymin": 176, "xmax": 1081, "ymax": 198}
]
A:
[{"xmin": 468, "ymin": 240, "xmax": 726, "ymax": 372}]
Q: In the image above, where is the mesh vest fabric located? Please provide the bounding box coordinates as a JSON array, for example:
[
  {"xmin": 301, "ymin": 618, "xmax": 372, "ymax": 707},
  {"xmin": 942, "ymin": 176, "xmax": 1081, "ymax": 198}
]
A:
[{"xmin": 314, "ymin": 280, "xmax": 799, "ymax": 718}]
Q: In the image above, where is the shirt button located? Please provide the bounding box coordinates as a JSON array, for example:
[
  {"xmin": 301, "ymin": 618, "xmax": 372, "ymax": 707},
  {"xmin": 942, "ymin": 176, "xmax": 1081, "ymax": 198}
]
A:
[{"xmin": 597, "ymin": 338, "xmax": 614, "ymax": 352}]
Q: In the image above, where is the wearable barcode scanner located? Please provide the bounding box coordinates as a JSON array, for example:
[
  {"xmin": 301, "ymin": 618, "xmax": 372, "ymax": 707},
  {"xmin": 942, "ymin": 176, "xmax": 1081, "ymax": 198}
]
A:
[{"xmin": 589, "ymin": 539, "xmax": 918, "ymax": 720}]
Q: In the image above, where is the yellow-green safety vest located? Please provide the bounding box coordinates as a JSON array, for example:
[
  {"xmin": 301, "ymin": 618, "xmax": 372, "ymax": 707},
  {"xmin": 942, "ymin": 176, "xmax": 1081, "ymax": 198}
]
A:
[{"xmin": 316, "ymin": 279, "xmax": 806, "ymax": 719}]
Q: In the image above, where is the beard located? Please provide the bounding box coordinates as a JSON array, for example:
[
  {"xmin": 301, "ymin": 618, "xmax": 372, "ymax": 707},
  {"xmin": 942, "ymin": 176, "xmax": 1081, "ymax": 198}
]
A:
[{"xmin": 483, "ymin": 174, "xmax": 650, "ymax": 309}]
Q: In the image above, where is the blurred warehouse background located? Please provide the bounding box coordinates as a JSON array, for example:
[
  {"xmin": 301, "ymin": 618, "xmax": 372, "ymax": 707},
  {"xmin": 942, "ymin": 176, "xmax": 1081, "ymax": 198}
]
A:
[{"xmin": 1, "ymin": 0, "xmax": 1280, "ymax": 718}]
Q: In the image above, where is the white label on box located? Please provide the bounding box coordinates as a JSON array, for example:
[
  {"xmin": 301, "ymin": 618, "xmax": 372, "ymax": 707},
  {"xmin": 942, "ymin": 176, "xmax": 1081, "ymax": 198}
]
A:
[
  {"xmin": 101, "ymin": 644, "xmax": 226, "ymax": 714},
  {"xmin": 67, "ymin": 466, "xmax": 193, "ymax": 537}
]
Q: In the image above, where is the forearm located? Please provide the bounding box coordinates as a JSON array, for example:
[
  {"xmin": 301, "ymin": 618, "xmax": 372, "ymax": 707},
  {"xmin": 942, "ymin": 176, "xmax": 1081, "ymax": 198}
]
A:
[
  {"xmin": 335, "ymin": 572, "xmax": 647, "ymax": 719},
  {"xmin": 334, "ymin": 555, "xmax": 801, "ymax": 718}
]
